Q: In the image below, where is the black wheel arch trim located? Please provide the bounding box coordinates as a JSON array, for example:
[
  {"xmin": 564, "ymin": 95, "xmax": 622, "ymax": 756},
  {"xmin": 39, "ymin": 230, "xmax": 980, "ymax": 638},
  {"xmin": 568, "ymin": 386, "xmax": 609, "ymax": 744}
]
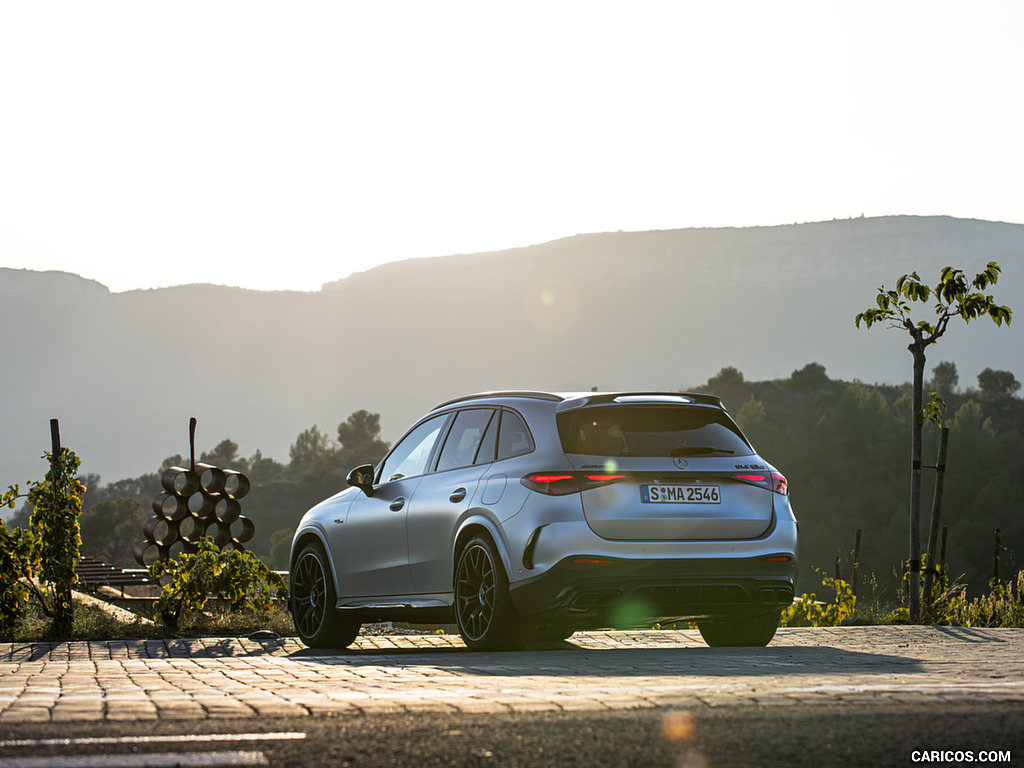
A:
[{"xmin": 289, "ymin": 525, "xmax": 340, "ymax": 601}]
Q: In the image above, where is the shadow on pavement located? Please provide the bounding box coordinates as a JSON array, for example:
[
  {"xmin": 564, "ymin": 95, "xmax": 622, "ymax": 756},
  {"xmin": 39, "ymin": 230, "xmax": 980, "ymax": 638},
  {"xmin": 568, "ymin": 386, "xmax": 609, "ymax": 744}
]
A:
[{"xmin": 286, "ymin": 642, "xmax": 924, "ymax": 678}]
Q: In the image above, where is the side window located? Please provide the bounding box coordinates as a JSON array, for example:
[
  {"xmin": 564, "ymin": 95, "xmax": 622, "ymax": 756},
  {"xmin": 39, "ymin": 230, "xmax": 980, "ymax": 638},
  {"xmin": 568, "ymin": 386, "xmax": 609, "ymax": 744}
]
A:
[
  {"xmin": 497, "ymin": 409, "xmax": 535, "ymax": 460},
  {"xmin": 436, "ymin": 409, "xmax": 495, "ymax": 472},
  {"xmin": 377, "ymin": 414, "xmax": 447, "ymax": 483}
]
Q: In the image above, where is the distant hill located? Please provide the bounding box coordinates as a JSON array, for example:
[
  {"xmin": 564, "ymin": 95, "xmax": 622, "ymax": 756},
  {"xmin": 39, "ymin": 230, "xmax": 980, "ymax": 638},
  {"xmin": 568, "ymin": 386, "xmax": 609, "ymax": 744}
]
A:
[{"xmin": 2, "ymin": 215, "xmax": 1022, "ymax": 489}]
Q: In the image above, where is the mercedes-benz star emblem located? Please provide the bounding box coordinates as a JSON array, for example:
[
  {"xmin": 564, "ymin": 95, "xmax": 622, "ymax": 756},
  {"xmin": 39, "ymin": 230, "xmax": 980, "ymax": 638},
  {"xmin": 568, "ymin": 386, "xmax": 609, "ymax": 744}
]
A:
[{"xmin": 673, "ymin": 457, "xmax": 688, "ymax": 469}]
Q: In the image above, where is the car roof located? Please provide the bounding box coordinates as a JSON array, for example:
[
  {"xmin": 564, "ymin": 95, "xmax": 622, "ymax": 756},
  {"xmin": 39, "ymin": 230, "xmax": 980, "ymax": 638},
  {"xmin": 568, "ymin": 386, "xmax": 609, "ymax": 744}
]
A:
[{"xmin": 433, "ymin": 390, "xmax": 724, "ymax": 411}]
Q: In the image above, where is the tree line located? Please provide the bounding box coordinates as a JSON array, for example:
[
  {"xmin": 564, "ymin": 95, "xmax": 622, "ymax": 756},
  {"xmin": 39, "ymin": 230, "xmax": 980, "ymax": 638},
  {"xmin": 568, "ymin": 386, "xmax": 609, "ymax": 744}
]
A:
[
  {"xmin": 8, "ymin": 369, "xmax": 1021, "ymax": 595},
  {"xmin": 701, "ymin": 362, "xmax": 1023, "ymax": 595}
]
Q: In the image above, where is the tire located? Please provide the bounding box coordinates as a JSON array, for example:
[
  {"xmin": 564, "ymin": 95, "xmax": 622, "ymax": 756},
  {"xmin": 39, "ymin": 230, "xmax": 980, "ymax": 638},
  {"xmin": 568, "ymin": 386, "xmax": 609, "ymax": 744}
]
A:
[
  {"xmin": 698, "ymin": 610, "xmax": 781, "ymax": 648},
  {"xmin": 291, "ymin": 540, "xmax": 360, "ymax": 649},
  {"xmin": 454, "ymin": 535, "xmax": 532, "ymax": 651}
]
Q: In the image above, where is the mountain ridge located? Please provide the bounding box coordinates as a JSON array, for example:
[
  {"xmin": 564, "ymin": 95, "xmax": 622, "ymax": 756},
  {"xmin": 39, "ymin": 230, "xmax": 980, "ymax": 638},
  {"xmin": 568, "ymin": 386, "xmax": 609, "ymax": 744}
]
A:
[{"xmin": 2, "ymin": 215, "xmax": 1021, "ymax": 489}]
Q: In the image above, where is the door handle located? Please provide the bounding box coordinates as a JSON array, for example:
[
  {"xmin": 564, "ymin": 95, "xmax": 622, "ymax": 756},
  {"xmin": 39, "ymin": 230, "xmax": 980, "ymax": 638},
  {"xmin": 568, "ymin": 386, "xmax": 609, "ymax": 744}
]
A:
[
  {"xmin": 389, "ymin": 497, "xmax": 406, "ymax": 511},
  {"xmin": 449, "ymin": 488, "xmax": 467, "ymax": 503}
]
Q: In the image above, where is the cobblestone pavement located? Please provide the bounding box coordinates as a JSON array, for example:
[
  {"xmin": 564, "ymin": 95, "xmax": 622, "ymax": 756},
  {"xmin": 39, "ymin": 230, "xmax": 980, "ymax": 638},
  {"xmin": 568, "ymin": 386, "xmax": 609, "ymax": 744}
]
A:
[{"xmin": 1, "ymin": 626, "xmax": 1022, "ymax": 723}]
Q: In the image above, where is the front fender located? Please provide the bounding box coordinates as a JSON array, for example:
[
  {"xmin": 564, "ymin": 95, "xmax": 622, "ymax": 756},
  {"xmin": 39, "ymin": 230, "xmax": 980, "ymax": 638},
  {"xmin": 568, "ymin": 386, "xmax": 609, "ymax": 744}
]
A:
[{"xmin": 288, "ymin": 523, "xmax": 343, "ymax": 597}]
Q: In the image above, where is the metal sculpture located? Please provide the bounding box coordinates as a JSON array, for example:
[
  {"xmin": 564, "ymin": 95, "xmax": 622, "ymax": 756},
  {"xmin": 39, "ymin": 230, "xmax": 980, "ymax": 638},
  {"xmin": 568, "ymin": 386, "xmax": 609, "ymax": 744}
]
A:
[{"xmin": 134, "ymin": 418, "xmax": 254, "ymax": 566}]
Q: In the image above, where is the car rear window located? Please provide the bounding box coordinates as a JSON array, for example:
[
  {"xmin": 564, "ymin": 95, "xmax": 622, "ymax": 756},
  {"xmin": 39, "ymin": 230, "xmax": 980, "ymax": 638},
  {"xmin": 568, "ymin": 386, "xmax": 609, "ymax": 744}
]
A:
[{"xmin": 557, "ymin": 405, "xmax": 753, "ymax": 458}]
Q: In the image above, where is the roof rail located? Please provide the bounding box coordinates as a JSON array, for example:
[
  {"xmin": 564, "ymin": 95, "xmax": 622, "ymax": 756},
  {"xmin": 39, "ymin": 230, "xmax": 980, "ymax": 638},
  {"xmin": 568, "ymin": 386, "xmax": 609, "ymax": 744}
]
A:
[{"xmin": 433, "ymin": 391, "xmax": 565, "ymax": 410}]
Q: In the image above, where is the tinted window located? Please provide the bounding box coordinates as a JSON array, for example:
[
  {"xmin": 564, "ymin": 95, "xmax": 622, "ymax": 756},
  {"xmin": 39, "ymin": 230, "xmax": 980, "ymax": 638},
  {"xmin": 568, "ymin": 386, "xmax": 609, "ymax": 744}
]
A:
[
  {"xmin": 557, "ymin": 405, "xmax": 753, "ymax": 457},
  {"xmin": 436, "ymin": 409, "xmax": 495, "ymax": 472},
  {"xmin": 497, "ymin": 410, "xmax": 535, "ymax": 460},
  {"xmin": 378, "ymin": 414, "xmax": 447, "ymax": 482}
]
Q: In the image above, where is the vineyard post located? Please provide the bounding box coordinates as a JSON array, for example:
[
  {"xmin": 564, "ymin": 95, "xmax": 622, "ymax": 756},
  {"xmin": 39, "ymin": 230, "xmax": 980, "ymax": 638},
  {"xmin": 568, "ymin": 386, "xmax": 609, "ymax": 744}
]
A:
[
  {"xmin": 852, "ymin": 529, "xmax": 862, "ymax": 597},
  {"xmin": 994, "ymin": 528, "xmax": 1002, "ymax": 585},
  {"xmin": 49, "ymin": 418, "xmax": 73, "ymax": 635},
  {"xmin": 923, "ymin": 427, "xmax": 949, "ymax": 606}
]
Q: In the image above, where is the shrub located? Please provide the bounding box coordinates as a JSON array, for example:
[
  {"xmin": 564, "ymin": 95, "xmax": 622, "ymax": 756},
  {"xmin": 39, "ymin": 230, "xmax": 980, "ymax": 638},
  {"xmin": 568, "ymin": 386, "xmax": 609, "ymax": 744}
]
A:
[
  {"xmin": 0, "ymin": 513, "xmax": 34, "ymax": 636},
  {"xmin": 781, "ymin": 574, "xmax": 857, "ymax": 627},
  {"xmin": 0, "ymin": 447, "xmax": 85, "ymax": 637},
  {"xmin": 27, "ymin": 447, "xmax": 85, "ymax": 635},
  {"xmin": 148, "ymin": 537, "xmax": 288, "ymax": 631},
  {"xmin": 947, "ymin": 571, "xmax": 1024, "ymax": 628}
]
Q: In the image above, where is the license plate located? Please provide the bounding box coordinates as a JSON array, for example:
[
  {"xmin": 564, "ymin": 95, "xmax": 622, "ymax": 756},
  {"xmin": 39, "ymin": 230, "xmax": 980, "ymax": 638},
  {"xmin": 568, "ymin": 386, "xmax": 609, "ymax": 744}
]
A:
[{"xmin": 640, "ymin": 484, "xmax": 721, "ymax": 504}]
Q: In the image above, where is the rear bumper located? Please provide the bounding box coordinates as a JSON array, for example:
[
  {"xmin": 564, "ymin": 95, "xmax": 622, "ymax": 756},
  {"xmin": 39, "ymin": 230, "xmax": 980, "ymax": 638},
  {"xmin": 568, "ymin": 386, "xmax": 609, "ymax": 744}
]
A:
[{"xmin": 509, "ymin": 555, "xmax": 797, "ymax": 627}]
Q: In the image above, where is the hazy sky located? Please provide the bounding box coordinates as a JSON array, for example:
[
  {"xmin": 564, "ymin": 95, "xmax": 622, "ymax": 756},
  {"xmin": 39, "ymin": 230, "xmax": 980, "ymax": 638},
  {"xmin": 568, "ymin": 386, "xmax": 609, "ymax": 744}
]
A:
[{"xmin": 2, "ymin": 2, "xmax": 1022, "ymax": 293}]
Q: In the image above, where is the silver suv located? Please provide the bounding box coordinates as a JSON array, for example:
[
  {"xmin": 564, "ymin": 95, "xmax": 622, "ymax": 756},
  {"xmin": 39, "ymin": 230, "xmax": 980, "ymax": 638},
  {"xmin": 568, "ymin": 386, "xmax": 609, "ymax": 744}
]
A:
[{"xmin": 289, "ymin": 391, "xmax": 797, "ymax": 650}]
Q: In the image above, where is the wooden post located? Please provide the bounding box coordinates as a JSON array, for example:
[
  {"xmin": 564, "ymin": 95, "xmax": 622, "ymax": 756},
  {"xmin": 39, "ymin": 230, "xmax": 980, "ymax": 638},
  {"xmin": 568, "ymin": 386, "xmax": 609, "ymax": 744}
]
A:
[
  {"xmin": 189, "ymin": 417, "xmax": 198, "ymax": 472},
  {"xmin": 923, "ymin": 427, "xmax": 949, "ymax": 606},
  {"xmin": 852, "ymin": 529, "xmax": 862, "ymax": 597},
  {"xmin": 49, "ymin": 419, "xmax": 73, "ymax": 635},
  {"xmin": 994, "ymin": 528, "xmax": 1002, "ymax": 586},
  {"xmin": 939, "ymin": 526, "xmax": 948, "ymax": 592}
]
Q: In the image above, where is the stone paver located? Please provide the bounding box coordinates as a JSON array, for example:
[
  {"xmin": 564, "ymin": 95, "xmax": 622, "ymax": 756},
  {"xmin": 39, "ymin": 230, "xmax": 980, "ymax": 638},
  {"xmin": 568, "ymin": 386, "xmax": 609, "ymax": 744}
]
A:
[{"xmin": 0, "ymin": 627, "xmax": 1022, "ymax": 723}]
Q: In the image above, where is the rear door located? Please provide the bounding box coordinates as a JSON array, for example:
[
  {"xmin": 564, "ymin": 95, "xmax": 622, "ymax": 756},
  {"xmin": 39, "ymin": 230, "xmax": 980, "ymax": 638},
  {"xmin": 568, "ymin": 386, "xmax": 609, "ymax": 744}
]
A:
[
  {"xmin": 557, "ymin": 402, "xmax": 774, "ymax": 541},
  {"xmin": 407, "ymin": 408, "xmax": 496, "ymax": 594}
]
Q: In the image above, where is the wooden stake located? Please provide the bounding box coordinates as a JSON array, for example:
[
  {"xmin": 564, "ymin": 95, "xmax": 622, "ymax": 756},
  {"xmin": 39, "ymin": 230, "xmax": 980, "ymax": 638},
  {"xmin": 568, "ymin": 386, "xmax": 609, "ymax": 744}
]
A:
[
  {"xmin": 994, "ymin": 528, "xmax": 1002, "ymax": 585},
  {"xmin": 189, "ymin": 417, "xmax": 197, "ymax": 472},
  {"xmin": 923, "ymin": 427, "xmax": 949, "ymax": 605},
  {"xmin": 852, "ymin": 529, "xmax": 862, "ymax": 597}
]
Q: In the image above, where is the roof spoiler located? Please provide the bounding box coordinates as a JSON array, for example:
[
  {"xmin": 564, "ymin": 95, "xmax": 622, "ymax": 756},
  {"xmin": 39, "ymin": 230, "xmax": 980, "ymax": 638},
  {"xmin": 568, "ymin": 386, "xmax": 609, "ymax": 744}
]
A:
[{"xmin": 555, "ymin": 392, "xmax": 724, "ymax": 411}]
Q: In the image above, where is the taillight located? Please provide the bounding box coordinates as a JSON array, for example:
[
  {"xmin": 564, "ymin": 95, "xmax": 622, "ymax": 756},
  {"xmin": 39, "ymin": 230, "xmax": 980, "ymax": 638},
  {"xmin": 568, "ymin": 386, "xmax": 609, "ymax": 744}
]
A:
[
  {"xmin": 732, "ymin": 470, "xmax": 789, "ymax": 496},
  {"xmin": 522, "ymin": 472, "xmax": 627, "ymax": 495}
]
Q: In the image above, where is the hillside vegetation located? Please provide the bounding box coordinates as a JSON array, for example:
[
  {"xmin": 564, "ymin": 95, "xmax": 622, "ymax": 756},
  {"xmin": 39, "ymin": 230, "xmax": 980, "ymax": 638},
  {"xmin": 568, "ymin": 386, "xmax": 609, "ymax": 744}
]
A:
[
  {"xmin": 14, "ymin": 363, "xmax": 1018, "ymax": 598},
  {"xmin": 698, "ymin": 363, "xmax": 1023, "ymax": 594}
]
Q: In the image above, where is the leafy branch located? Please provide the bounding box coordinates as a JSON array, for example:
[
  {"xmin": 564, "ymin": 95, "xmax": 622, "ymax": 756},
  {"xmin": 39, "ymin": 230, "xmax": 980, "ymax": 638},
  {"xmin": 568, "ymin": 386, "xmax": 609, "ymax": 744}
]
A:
[{"xmin": 855, "ymin": 263, "xmax": 1012, "ymax": 345}]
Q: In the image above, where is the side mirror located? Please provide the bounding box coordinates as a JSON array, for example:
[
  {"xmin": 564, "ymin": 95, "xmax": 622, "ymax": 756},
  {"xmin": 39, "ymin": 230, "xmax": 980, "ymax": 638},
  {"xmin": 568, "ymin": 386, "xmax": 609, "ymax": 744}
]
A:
[{"xmin": 346, "ymin": 464, "xmax": 375, "ymax": 496}]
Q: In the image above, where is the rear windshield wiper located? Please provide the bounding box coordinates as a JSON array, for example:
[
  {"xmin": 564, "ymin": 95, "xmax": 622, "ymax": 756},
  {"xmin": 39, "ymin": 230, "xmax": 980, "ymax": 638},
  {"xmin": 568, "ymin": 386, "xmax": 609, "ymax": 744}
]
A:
[{"xmin": 670, "ymin": 446, "xmax": 734, "ymax": 456}]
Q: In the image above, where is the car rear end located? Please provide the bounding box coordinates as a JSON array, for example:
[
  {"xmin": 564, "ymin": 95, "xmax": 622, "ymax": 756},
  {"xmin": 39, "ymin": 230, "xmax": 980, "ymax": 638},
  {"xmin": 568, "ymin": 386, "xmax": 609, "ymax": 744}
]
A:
[{"xmin": 506, "ymin": 393, "xmax": 797, "ymax": 637}]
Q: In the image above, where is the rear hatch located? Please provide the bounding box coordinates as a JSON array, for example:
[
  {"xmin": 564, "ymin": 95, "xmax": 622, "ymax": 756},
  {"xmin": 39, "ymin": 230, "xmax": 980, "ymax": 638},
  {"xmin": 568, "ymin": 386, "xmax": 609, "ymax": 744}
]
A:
[{"xmin": 556, "ymin": 396, "xmax": 775, "ymax": 541}]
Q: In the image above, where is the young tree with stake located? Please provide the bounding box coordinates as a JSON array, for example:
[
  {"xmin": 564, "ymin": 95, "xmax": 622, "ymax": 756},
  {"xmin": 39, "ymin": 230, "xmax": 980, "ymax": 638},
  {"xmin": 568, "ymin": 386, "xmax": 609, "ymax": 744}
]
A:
[{"xmin": 855, "ymin": 262, "xmax": 1012, "ymax": 623}]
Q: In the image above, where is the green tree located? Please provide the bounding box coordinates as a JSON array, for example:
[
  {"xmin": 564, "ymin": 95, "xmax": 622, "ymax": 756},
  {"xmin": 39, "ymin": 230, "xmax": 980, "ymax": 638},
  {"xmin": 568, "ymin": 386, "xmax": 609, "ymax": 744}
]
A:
[
  {"xmin": 705, "ymin": 366, "xmax": 744, "ymax": 393},
  {"xmin": 977, "ymin": 368, "xmax": 1021, "ymax": 401},
  {"xmin": 288, "ymin": 426, "xmax": 335, "ymax": 475},
  {"xmin": 929, "ymin": 361, "xmax": 959, "ymax": 396},
  {"xmin": 200, "ymin": 439, "xmax": 245, "ymax": 471},
  {"xmin": 246, "ymin": 450, "xmax": 286, "ymax": 484},
  {"xmin": 337, "ymin": 410, "xmax": 390, "ymax": 468},
  {"xmin": 285, "ymin": 412, "xmax": 392, "ymax": 512},
  {"xmin": 856, "ymin": 262, "xmax": 1013, "ymax": 622},
  {"xmin": 790, "ymin": 362, "xmax": 830, "ymax": 390}
]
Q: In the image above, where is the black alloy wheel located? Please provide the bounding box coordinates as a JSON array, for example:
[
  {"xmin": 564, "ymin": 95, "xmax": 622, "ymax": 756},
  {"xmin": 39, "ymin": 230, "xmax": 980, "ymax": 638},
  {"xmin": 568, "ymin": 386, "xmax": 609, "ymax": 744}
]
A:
[
  {"xmin": 291, "ymin": 541, "xmax": 359, "ymax": 649},
  {"xmin": 454, "ymin": 535, "xmax": 531, "ymax": 651}
]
